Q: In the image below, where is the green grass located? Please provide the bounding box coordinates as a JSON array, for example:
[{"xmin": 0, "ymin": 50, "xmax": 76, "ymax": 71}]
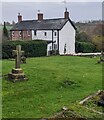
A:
[{"xmin": 2, "ymin": 56, "xmax": 103, "ymax": 118}]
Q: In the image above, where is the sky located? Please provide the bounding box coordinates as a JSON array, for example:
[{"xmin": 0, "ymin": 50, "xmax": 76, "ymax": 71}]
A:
[
  {"xmin": 0, "ymin": 0, "xmax": 103, "ymax": 23},
  {"xmin": 1, "ymin": 0, "xmax": 104, "ymax": 2}
]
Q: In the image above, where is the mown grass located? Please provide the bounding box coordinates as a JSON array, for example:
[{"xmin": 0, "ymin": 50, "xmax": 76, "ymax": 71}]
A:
[{"xmin": 2, "ymin": 56, "xmax": 102, "ymax": 118}]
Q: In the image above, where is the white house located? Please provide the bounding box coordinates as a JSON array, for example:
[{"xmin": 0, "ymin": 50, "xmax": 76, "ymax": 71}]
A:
[{"xmin": 10, "ymin": 8, "xmax": 76, "ymax": 55}]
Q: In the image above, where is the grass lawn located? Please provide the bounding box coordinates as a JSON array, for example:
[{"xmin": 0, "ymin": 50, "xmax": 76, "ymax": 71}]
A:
[{"xmin": 2, "ymin": 56, "xmax": 103, "ymax": 118}]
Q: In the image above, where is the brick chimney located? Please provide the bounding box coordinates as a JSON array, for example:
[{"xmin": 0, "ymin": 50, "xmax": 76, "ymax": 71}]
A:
[
  {"xmin": 37, "ymin": 12, "xmax": 43, "ymax": 21},
  {"xmin": 64, "ymin": 8, "xmax": 69, "ymax": 19},
  {"xmin": 18, "ymin": 13, "xmax": 22, "ymax": 22}
]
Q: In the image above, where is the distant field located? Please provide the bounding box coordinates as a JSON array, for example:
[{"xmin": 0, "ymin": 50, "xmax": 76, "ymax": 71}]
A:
[
  {"xmin": 2, "ymin": 56, "xmax": 103, "ymax": 118},
  {"xmin": 0, "ymin": 25, "xmax": 13, "ymax": 30}
]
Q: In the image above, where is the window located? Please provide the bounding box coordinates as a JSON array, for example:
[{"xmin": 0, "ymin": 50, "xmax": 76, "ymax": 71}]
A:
[
  {"xmin": 44, "ymin": 32, "xmax": 47, "ymax": 36},
  {"xmin": 19, "ymin": 31, "xmax": 22, "ymax": 36},
  {"xmin": 54, "ymin": 44, "xmax": 57, "ymax": 50},
  {"xmin": 49, "ymin": 46, "xmax": 52, "ymax": 50},
  {"xmin": 12, "ymin": 31, "xmax": 15, "ymax": 36},
  {"xmin": 27, "ymin": 30, "xmax": 31, "ymax": 36},
  {"xmin": 34, "ymin": 30, "xmax": 37, "ymax": 36},
  {"xmin": 54, "ymin": 32, "xmax": 57, "ymax": 36}
]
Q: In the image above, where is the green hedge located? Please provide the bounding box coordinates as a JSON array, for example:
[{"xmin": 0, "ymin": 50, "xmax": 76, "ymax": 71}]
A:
[
  {"xmin": 2, "ymin": 40, "xmax": 47, "ymax": 59},
  {"xmin": 75, "ymin": 41, "xmax": 96, "ymax": 53}
]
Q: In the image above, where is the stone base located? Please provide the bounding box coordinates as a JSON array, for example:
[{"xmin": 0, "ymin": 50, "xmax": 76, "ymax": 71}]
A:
[{"xmin": 8, "ymin": 68, "xmax": 28, "ymax": 82}]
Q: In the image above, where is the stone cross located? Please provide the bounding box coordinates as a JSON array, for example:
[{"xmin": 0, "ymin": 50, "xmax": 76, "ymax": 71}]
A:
[{"xmin": 12, "ymin": 45, "xmax": 24, "ymax": 69}]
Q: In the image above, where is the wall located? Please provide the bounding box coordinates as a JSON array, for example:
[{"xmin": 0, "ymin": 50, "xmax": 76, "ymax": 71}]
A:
[
  {"xmin": 11, "ymin": 30, "xmax": 32, "ymax": 41},
  {"xmin": 32, "ymin": 30, "xmax": 58, "ymax": 55},
  {"xmin": 59, "ymin": 21, "xmax": 75, "ymax": 54},
  {"xmin": 22, "ymin": 30, "xmax": 32, "ymax": 40},
  {"xmin": 32, "ymin": 30, "xmax": 52, "ymax": 41}
]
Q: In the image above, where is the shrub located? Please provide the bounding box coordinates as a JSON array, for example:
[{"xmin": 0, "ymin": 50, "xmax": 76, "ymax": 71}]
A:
[
  {"xmin": 91, "ymin": 35, "xmax": 104, "ymax": 51},
  {"xmin": 76, "ymin": 31, "xmax": 91, "ymax": 42},
  {"xmin": 2, "ymin": 40, "xmax": 47, "ymax": 59},
  {"xmin": 48, "ymin": 50, "xmax": 59, "ymax": 56},
  {"xmin": 75, "ymin": 41, "xmax": 96, "ymax": 53}
]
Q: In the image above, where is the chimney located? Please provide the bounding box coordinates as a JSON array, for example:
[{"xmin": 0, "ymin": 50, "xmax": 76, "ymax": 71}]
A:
[
  {"xmin": 18, "ymin": 13, "xmax": 22, "ymax": 22},
  {"xmin": 64, "ymin": 8, "xmax": 69, "ymax": 19},
  {"xmin": 37, "ymin": 12, "xmax": 43, "ymax": 21}
]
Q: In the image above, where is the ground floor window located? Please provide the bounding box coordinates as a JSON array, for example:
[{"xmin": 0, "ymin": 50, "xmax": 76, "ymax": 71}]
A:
[
  {"xmin": 54, "ymin": 44, "xmax": 57, "ymax": 50},
  {"xmin": 27, "ymin": 30, "xmax": 31, "ymax": 36},
  {"xmin": 12, "ymin": 31, "xmax": 15, "ymax": 37}
]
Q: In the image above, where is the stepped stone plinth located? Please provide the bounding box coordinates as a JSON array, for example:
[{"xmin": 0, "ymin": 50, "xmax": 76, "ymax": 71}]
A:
[{"xmin": 8, "ymin": 68, "xmax": 27, "ymax": 82}]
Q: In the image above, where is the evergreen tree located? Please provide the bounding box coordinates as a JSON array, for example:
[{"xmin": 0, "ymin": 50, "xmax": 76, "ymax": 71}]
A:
[{"xmin": 3, "ymin": 21, "xmax": 9, "ymax": 41}]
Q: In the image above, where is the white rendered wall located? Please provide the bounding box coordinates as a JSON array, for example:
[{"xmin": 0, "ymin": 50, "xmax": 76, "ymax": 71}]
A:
[
  {"xmin": 59, "ymin": 21, "xmax": 75, "ymax": 55},
  {"xmin": 47, "ymin": 30, "xmax": 58, "ymax": 55},
  {"xmin": 32, "ymin": 30, "xmax": 52, "ymax": 40},
  {"xmin": 31, "ymin": 30, "xmax": 58, "ymax": 55}
]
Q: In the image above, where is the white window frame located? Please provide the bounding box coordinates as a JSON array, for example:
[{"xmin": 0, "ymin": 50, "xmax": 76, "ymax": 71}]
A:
[
  {"xmin": 19, "ymin": 31, "xmax": 22, "ymax": 36},
  {"xmin": 12, "ymin": 31, "xmax": 15, "ymax": 37}
]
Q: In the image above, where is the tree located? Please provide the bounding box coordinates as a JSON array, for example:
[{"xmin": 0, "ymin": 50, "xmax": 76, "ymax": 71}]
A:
[
  {"xmin": 92, "ymin": 35, "xmax": 104, "ymax": 51},
  {"xmin": 3, "ymin": 21, "xmax": 9, "ymax": 41},
  {"xmin": 92, "ymin": 24, "xmax": 104, "ymax": 36},
  {"xmin": 12, "ymin": 20, "xmax": 16, "ymax": 25},
  {"xmin": 91, "ymin": 23, "xmax": 104, "ymax": 51},
  {"xmin": 76, "ymin": 31, "xmax": 91, "ymax": 42}
]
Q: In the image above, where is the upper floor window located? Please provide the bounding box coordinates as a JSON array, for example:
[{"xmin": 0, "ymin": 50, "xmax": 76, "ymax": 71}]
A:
[
  {"xmin": 12, "ymin": 31, "xmax": 15, "ymax": 36},
  {"xmin": 19, "ymin": 31, "xmax": 22, "ymax": 36},
  {"xmin": 34, "ymin": 30, "xmax": 37, "ymax": 36},
  {"xmin": 44, "ymin": 32, "xmax": 47, "ymax": 36},
  {"xmin": 54, "ymin": 32, "xmax": 57, "ymax": 36}
]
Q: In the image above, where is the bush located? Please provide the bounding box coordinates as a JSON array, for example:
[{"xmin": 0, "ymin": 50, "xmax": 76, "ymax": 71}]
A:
[
  {"xmin": 2, "ymin": 40, "xmax": 47, "ymax": 59},
  {"xmin": 48, "ymin": 50, "xmax": 59, "ymax": 56},
  {"xmin": 76, "ymin": 32, "xmax": 91, "ymax": 42},
  {"xmin": 75, "ymin": 41, "xmax": 96, "ymax": 53}
]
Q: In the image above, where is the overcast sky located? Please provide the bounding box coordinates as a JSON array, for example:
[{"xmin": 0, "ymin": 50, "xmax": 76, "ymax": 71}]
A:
[{"xmin": 0, "ymin": 0, "xmax": 103, "ymax": 23}]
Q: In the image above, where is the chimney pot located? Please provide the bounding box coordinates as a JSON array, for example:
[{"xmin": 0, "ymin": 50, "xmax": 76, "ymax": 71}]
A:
[
  {"xmin": 64, "ymin": 8, "xmax": 69, "ymax": 19},
  {"xmin": 18, "ymin": 13, "xmax": 22, "ymax": 22},
  {"xmin": 37, "ymin": 13, "xmax": 43, "ymax": 21}
]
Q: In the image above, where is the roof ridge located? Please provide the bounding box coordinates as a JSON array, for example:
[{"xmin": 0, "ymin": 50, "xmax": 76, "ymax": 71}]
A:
[
  {"xmin": 21, "ymin": 18, "xmax": 68, "ymax": 22},
  {"xmin": 10, "ymin": 17, "xmax": 76, "ymax": 31}
]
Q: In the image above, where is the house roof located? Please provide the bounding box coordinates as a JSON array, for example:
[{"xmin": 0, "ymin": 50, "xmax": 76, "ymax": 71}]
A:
[{"xmin": 10, "ymin": 18, "xmax": 76, "ymax": 31}]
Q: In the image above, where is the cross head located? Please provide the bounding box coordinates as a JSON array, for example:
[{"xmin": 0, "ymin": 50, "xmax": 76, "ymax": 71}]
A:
[{"xmin": 12, "ymin": 45, "xmax": 24, "ymax": 69}]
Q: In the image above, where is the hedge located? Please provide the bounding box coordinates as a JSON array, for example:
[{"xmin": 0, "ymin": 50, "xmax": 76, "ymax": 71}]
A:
[
  {"xmin": 2, "ymin": 40, "xmax": 47, "ymax": 59},
  {"xmin": 75, "ymin": 41, "xmax": 96, "ymax": 53}
]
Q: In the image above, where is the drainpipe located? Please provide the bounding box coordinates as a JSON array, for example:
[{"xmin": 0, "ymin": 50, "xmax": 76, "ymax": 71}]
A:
[
  {"xmin": 52, "ymin": 30, "xmax": 54, "ymax": 51},
  {"xmin": 57, "ymin": 30, "xmax": 59, "ymax": 52}
]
